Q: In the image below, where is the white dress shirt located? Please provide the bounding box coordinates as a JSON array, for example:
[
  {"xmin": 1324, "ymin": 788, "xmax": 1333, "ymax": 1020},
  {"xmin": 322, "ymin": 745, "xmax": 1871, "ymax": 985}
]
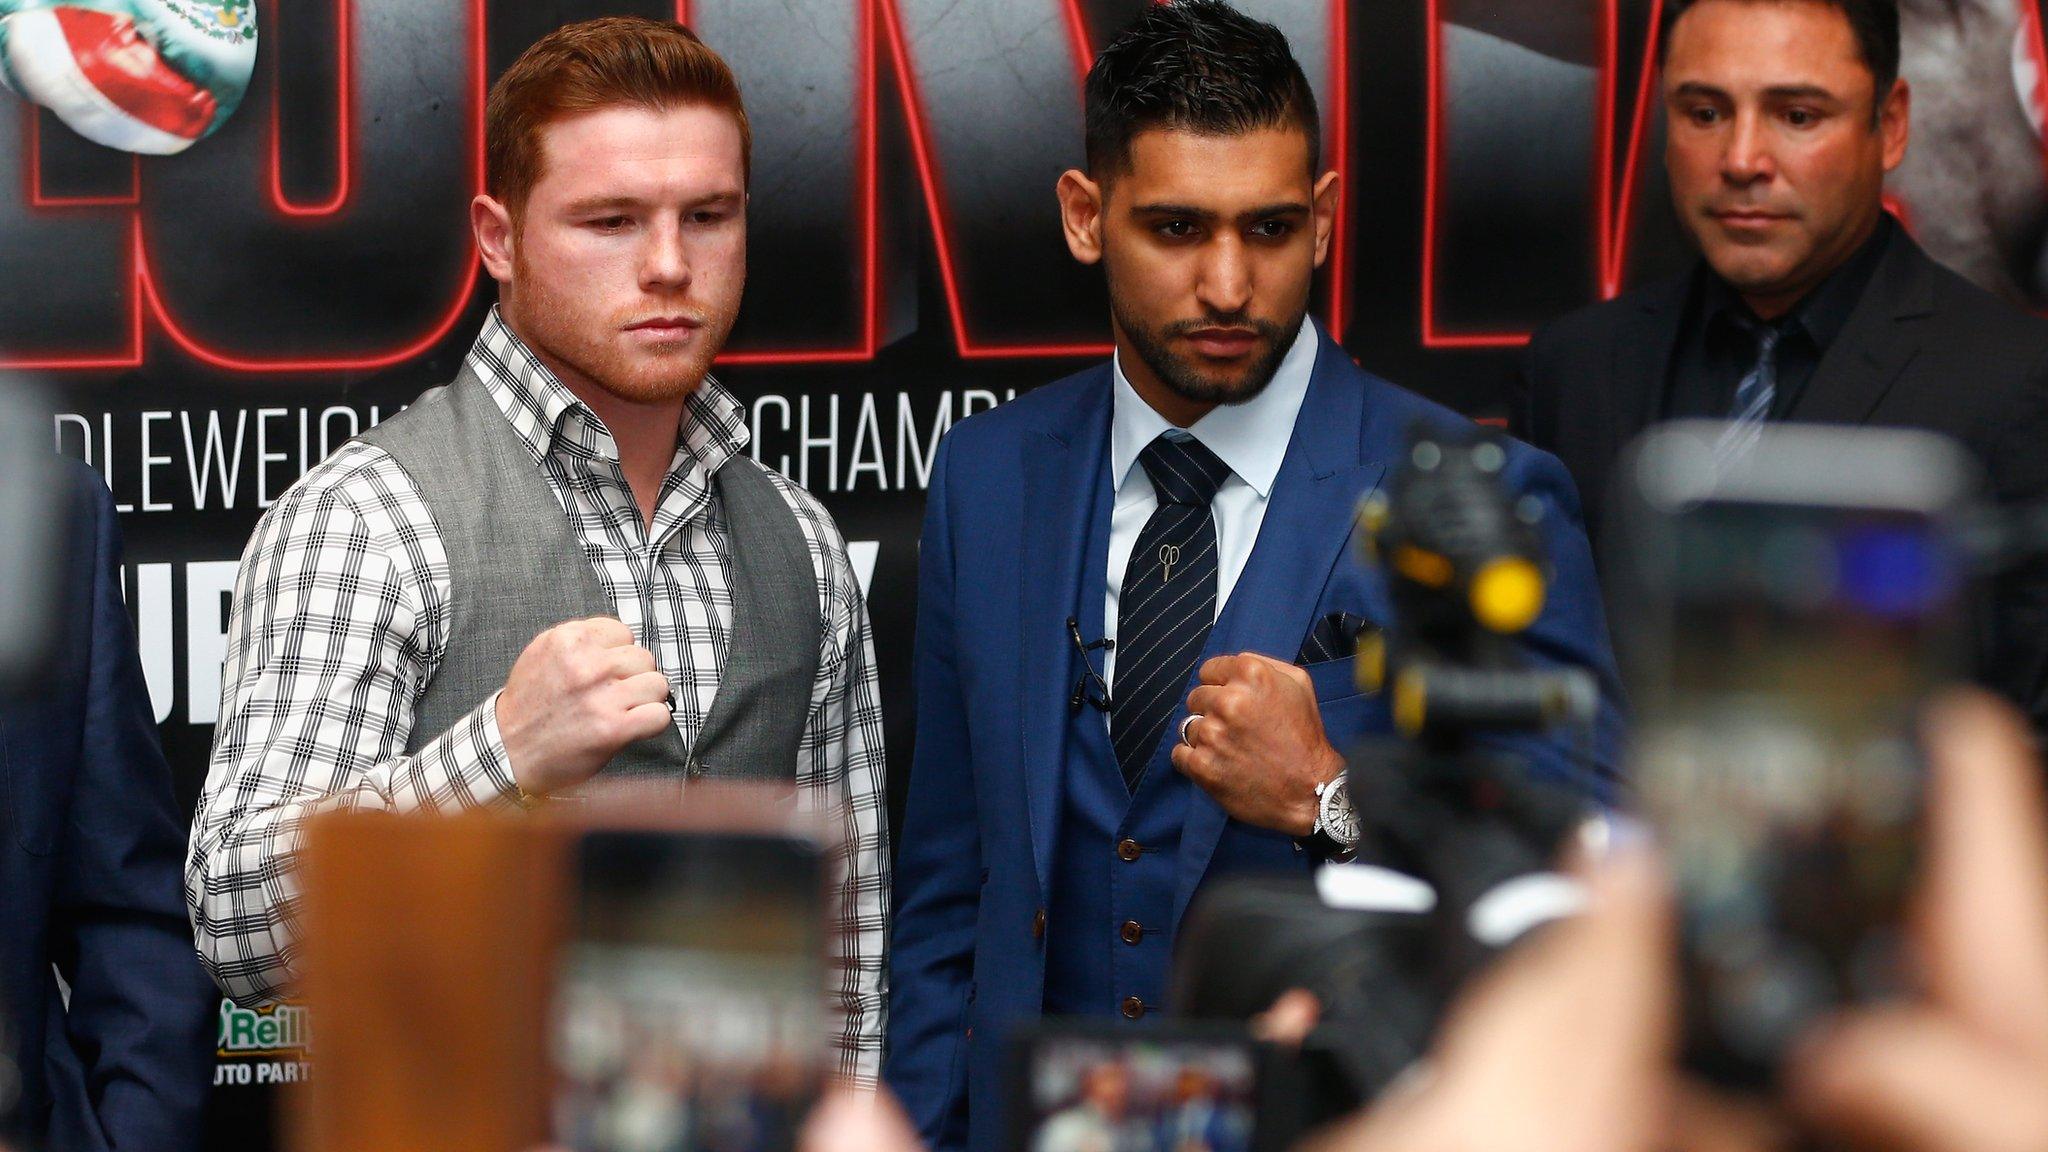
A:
[{"xmin": 1103, "ymin": 321, "xmax": 1318, "ymax": 690}]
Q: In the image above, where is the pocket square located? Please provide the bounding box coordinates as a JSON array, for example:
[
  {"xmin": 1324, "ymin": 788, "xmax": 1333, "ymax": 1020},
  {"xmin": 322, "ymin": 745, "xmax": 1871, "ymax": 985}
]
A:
[{"xmin": 1296, "ymin": 611, "xmax": 1375, "ymax": 666}]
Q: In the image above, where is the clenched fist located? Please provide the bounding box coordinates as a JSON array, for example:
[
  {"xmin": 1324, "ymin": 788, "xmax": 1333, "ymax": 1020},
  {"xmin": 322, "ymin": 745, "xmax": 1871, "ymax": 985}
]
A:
[
  {"xmin": 1173, "ymin": 652, "xmax": 1345, "ymax": 837},
  {"xmin": 495, "ymin": 617, "xmax": 674, "ymax": 798}
]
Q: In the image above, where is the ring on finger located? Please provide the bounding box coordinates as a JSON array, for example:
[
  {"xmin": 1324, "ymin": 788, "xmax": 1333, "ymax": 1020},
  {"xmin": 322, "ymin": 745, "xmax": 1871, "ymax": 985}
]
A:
[{"xmin": 1179, "ymin": 713, "xmax": 1203, "ymax": 748}]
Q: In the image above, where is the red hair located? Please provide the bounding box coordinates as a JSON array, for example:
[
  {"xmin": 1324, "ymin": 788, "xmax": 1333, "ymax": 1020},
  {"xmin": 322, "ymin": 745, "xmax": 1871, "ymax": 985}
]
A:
[{"xmin": 485, "ymin": 16, "xmax": 750, "ymax": 218}]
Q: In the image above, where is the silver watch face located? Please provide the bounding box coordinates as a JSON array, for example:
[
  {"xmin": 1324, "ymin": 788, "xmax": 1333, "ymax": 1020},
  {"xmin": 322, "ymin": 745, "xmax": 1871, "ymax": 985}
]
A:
[{"xmin": 1320, "ymin": 776, "xmax": 1360, "ymax": 846}]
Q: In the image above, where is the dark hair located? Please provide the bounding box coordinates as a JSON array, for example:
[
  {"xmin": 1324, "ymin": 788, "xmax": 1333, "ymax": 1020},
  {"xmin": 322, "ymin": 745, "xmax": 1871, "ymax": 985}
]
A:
[
  {"xmin": 1661, "ymin": 0, "xmax": 1900, "ymax": 101},
  {"xmin": 1083, "ymin": 0, "xmax": 1320, "ymax": 179},
  {"xmin": 487, "ymin": 16, "xmax": 750, "ymax": 220}
]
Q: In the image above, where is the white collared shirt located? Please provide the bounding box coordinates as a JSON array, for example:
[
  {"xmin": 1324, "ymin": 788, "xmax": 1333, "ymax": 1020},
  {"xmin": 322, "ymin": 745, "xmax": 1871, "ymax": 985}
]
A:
[{"xmin": 1103, "ymin": 320, "xmax": 1318, "ymax": 689}]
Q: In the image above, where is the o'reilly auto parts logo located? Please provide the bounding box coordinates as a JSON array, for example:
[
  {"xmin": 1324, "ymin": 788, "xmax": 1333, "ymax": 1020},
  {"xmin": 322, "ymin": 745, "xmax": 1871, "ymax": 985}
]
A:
[{"xmin": 214, "ymin": 998, "xmax": 311, "ymax": 1087}]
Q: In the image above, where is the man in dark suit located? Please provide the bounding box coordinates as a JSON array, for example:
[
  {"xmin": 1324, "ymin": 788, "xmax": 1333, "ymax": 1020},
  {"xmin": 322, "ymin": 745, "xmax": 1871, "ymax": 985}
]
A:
[
  {"xmin": 0, "ymin": 458, "xmax": 216, "ymax": 1151},
  {"xmin": 885, "ymin": 6, "xmax": 1624, "ymax": 1152},
  {"xmin": 1515, "ymin": 0, "xmax": 2048, "ymax": 731}
]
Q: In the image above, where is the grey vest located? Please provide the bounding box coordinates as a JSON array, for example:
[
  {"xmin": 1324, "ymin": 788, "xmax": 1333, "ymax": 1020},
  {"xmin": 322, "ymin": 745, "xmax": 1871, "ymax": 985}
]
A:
[{"xmin": 358, "ymin": 369, "xmax": 821, "ymax": 782}]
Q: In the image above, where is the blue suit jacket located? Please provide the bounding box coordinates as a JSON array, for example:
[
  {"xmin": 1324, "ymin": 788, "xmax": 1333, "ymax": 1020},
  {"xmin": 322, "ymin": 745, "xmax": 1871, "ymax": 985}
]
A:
[
  {"xmin": 885, "ymin": 331, "xmax": 1624, "ymax": 1152},
  {"xmin": 0, "ymin": 460, "xmax": 216, "ymax": 1151}
]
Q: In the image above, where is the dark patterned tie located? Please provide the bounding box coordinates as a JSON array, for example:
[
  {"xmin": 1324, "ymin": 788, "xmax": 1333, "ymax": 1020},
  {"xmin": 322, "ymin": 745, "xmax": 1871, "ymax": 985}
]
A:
[
  {"xmin": 1715, "ymin": 317, "xmax": 1783, "ymax": 466},
  {"xmin": 1110, "ymin": 433, "xmax": 1232, "ymax": 791}
]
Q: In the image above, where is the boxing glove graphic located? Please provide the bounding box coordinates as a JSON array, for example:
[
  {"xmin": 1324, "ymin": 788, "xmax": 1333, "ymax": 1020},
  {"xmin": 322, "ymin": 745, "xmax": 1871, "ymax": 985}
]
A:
[{"xmin": 0, "ymin": 0, "xmax": 256, "ymax": 155}]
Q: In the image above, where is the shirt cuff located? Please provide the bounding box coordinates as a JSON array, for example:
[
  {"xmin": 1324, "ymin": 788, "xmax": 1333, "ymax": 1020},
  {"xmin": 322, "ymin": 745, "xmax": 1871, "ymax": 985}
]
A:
[{"xmin": 383, "ymin": 689, "xmax": 526, "ymax": 814}]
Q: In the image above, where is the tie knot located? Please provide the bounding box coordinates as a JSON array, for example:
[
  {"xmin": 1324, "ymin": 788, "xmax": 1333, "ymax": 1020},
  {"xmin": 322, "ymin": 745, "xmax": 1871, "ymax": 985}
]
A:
[
  {"xmin": 1729, "ymin": 312, "xmax": 1786, "ymax": 361},
  {"xmin": 1138, "ymin": 433, "xmax": 1231, "ymax": 507}
]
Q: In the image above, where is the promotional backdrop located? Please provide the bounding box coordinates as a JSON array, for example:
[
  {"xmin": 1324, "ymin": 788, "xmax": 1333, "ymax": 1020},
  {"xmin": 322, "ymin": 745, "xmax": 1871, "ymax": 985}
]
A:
[{"xmin": 8, "ymin": 0, "xmax": 2048, "ymax": 1146}]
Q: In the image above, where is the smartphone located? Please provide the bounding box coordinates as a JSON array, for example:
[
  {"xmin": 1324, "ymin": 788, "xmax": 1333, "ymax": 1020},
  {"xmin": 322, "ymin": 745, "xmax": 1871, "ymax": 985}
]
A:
[
  {"xmin": 1009, "ymin": 1023, "xmax": 1266, "ymax": 1152},
  {"xmin": 553, "ymin": 823, "xmax": 831, "ymax": 1152},
  {"xmin": 1611, "ymin": 421, "xmax": 1978, "ymax": 1087}
]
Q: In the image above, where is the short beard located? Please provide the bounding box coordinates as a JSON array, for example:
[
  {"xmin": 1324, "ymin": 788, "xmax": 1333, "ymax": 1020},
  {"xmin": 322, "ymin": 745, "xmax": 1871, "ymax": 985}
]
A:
[
  {"xmin": 1111, "ymin": 292, "xmax": 1303, "ymax": 409},
  {"xmin": 507, "ymin": 246, "xmax": 725, "ymax": 407}
]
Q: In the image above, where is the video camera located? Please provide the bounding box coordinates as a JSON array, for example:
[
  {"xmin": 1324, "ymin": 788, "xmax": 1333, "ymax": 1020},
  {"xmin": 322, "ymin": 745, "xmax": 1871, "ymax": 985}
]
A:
[
  {"xmin": 1118, "ymin": 426, "xmax": 1607, "ymax": 1141},
  {"xmin": 1167, "ymin": 419, "xmax": 2002, "ymax": 1131}
]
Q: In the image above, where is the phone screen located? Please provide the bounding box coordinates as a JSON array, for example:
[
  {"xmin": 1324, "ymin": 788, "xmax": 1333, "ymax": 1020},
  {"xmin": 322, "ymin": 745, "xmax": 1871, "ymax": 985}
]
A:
[
  {"xmin": 1015, "ymin": 1030, "xmax": 1258, "ymax": 1152},
  {"xmin": 552, "ymin": 830, "xmax": 828, "ymax": 1152},
  {"xmin": 1631, "ymin": 495, "xmax": 1965, "ymax": 1082}
]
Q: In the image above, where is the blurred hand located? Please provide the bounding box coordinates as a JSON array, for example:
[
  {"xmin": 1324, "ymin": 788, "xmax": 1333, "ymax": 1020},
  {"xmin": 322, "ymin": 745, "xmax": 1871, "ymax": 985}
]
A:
[
  {"xmin": 1784, "ymin": 692, "xmax": 2048, "ymax": 1152},
  {"xmin": 1253, "ymin": 989, "xmax": 1324, "ymax": 1048},
  {"xmin": 1324, "ymin": 689, "xmax": 2048, "ymax": 1152},
  {"xmin": 1316, "ymin": 844, "xmax": 1677, "ymax": 1152},
  {"xmin": 496, "ymin": 617, "xmax": 673, "ymax": 797},
  {"xmin": 801, "ymin": 1087, "xmax": 925, "ymax": 1152},
  {"xmin": 1176, "ymin": 653, "xmax": 1345, "ymax": 836}
]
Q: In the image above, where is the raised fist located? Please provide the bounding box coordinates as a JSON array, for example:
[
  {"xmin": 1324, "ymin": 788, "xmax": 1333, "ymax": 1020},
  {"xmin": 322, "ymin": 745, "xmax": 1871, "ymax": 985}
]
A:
[
  {"xmin": 495, "ymin": 617, "xmax": 676, "ymax": 799},
  {"xmin": 0, "ymin": 0, "xmax": 256, "ymax": 155},
  {"xmin": 1174, "ymin": 652, "xmax": 1346, "ymax": 837}
]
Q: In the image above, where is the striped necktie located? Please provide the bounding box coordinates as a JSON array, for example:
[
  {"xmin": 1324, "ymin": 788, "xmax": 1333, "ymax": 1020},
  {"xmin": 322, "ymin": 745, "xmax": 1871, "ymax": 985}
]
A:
[
  {"xmin": 1714, "ymin": 318, "xmax": 1783, "ymax": 466},
  {"xmin": 1110, "ymin": 433, "xmax": 1232, "ymax": 792}
]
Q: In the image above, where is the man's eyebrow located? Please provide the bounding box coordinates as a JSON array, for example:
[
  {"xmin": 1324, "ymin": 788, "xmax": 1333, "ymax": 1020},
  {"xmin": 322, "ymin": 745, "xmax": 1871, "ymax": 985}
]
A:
[
  {"xmin": 561, "ymin": 191, "xmax": 744, "ymax": 215},
  {"xmin": 1237, "ymin": 202, "xmax": 1311, "ymax": 220},
  {"xmin": 1132, "ymin": 202, "xmax": 1219, "ymax": 221},
  {"xmin": 1670, "ymin": 81, "xmax": 1731, "ymax": 100},
  {"xmin": 562, "ymin": 195, "xmax": 646, "ymax": 215},
  {"xmin": 1761, "ymin": 84, "xmax": 1841, "ymax": 102},
  {"xmin": 1670, "ymin": 80, "xmax": 1841, "ymax": 103},
  {"xmin": 1129, "ymin": 201, "xmax": 1312, "ymax": 222}
]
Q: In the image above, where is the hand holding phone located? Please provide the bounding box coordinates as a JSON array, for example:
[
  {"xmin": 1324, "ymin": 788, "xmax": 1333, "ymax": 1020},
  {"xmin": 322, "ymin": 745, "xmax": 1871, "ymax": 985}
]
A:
[{"xmin": 1613, "ymin": 422, "xmax": 1978, "ymax": 1087}]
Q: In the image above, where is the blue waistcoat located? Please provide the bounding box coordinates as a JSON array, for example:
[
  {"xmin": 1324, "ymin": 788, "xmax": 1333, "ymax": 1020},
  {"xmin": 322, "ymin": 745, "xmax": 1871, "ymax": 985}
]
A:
[{"xmin": 1042, "ymin": 479, "xmax": 1192, "ymax": 1019}]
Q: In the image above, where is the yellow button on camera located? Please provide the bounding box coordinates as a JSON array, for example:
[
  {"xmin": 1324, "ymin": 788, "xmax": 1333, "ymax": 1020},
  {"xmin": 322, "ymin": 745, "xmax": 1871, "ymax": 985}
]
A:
[{"xmin": 1470, "ymin": 557, "xmax": 1545, "ymax": 634}]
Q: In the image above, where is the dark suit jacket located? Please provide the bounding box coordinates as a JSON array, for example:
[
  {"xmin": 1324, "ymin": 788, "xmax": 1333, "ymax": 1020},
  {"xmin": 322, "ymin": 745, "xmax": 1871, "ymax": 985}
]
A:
[
  {"xmin": 887, "ymin": 324, "xmax": 1625, "ymax": 1152},
  {"xmin": 1515, "ymin": 230, "xmax": 2048, "ymax": 735},
  {"xmin": 0, "ymin": 459, "xmax": 216, "ymax": 1151}
]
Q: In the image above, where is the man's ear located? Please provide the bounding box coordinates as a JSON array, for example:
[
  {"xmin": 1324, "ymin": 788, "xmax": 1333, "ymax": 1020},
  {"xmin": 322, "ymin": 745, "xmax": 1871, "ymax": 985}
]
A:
[
  {"xmin": 1879, "ymin": 77, "xmax": 1910, "ymax": 173},
  {"xmin": 472, "ymin": 194, "xmax": 517, "ymax": 285},
  {"xmin": 1057, "ymin": 169, "xmax": 1106, "ymax": 265},
  {"xmin": 1311, "ymin": 169, "xmax": 1341, "ymax": 269}
]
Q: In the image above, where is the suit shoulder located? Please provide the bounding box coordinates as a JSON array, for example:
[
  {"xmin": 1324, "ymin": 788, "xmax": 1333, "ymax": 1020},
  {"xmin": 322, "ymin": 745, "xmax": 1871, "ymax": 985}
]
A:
[
  {"xmin": 1354, "ymin": 367, "xmax": 1578, "ymax": 490},
  {"xmin": 53, "ymin": 454, "xmax": 113, "ymax": 517},
  {"xmin": 1920, "ymin": 256, "xmax": 2048, "ymax": 355},
  {"xmin": 1355, "ymin": 366, "xmax": 1474, "ymax": 431},
  {"xmin": 1906, "ymin": 258, "xmax": 2048, "ymax": 439},
  {"xmin": 942, "ymin": 365, "xmax": 1104, "ymax": 451},
  {"xmin": 1527, "ymin": 281, "xmax": 1673, "ymax": 365}
]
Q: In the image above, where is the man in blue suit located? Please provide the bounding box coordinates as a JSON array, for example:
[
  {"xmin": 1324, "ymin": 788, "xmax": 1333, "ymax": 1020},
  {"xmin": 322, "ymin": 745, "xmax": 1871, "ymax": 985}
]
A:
[
  {"xmin": 884, "ymin": 5, "xmax": 1624, "ymax": 1151},
  {"xmin": 0, "ymin": 458, "xmax": 216, "ymax": 1151}
]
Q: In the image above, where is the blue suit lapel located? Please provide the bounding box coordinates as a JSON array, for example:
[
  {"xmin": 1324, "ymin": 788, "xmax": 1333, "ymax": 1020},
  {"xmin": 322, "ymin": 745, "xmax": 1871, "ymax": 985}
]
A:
[
  {"xmin": 1018, "ymin": 369, "xmax": 1114, "ymax": 901},
  {"xmin": 1173, "ymin": 329, "xmax": 1387, "ymax": 927}
]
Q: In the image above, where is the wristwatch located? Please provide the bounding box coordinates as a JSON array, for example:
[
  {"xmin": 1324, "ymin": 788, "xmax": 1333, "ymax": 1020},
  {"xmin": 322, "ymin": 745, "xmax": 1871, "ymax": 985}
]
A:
[{"xmin": 1311, "ymin": 774, "xmax": 1360, "ymax": 849}]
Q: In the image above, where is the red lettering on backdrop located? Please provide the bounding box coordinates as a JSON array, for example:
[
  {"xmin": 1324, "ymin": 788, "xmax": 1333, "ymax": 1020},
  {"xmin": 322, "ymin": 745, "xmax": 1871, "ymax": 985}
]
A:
[
  {"xmin": 4, "ymin": 0, "xmax": 1352, "ymax": 370},
  {"xmin": 878, "ymin": 0, "xmax": 1349, "ymax": 358}
]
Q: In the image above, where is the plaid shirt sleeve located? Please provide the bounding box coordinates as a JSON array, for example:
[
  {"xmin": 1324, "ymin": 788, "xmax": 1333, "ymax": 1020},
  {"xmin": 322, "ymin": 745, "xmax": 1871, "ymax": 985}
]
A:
[
  {"xmin": 185, "ymin": 444, "xmax": 524, "ymax": 1006},
  {"xmin": 775, "ymin": 470, "xmax": 893, "ymax": 1087}
]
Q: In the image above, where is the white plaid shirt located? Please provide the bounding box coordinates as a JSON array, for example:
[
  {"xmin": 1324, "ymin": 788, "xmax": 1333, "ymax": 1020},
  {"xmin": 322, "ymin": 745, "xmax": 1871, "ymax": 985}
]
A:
[{"xmin": 187, "ymin": 311, "xmax": 890, "ymax": 1082}]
